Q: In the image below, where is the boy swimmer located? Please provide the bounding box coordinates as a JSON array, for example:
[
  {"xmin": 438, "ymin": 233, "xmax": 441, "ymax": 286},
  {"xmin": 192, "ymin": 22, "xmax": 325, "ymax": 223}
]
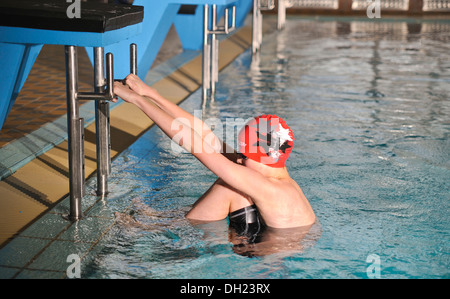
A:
[{"xmin": 113, "ymin": 75, "xmax": 316, "ymax": 234}]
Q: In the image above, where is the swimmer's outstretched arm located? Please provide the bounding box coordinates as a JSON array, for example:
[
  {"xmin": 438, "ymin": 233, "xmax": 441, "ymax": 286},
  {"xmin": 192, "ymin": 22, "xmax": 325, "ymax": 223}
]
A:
[
  {"xmin": 113, "ymin": 82, "xmax": 279, "ymax": 205},
  {"xmin": 122, "ymin": 74, "xmax": 236, "ymax": 157},
  {"xmin": 113, "ymin": 81, "xmax": 220, "ymax": 157}
]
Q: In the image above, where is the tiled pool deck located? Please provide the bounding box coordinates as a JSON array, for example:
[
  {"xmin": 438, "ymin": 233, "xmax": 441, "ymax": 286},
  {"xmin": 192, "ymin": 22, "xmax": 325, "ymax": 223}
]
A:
[{"xmin": 0, "ymin": 183, "xmax": 123, "ymax": 278}]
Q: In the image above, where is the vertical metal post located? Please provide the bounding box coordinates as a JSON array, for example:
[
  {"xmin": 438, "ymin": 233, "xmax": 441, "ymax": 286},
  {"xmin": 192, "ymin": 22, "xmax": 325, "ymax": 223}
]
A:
[
  {"xmin": 231, "ymin": 6, "xmax": 236, "ymax": 32},
  {"xmin": 202, "ymin": 5, "xmax": 236, "ymax": 103},
  {"xmin": 65, "ymin": 45, "xmax": 84, "ymax": 221},
  {"xmin": 258, "ymin": 1, "xmax": 263, "ymax": 48},
  {"xmin": 106, "ymin": 52, "xmax": 114, "ymax": 175},
  {"xmin": 94, "ymin": 47, "xmax": 110, "ymax": 196},
  {"xmin": 130, "ymin": 43, "xmax": 137, "ymax": 75},
  {"xmin": 277, "ymin": 0, "xmax": 286, "ymax": 30},
  {"xmin": 252, "ymin": 0, "xmax": 260, "ymax": 54},
  {"xmin": 202, "ymin": 4, "xmax": 210, "ymax": 102},
  {"xmin": 106, "ymin": 53, "xmax": 114, "ymax": 100},
  {"xmin": 211, "ymin": 4, "xmax": 219, "ymax": 98}
]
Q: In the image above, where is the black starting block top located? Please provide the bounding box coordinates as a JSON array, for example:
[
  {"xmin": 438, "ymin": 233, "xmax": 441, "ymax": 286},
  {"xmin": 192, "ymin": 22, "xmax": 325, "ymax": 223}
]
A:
[{"xmin": 0, "ymin": 0, "xmax": 144, "ymax": 33}]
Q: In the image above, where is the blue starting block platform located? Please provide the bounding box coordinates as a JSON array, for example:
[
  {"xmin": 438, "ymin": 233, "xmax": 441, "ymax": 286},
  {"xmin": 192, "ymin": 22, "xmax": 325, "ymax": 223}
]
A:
[
  {"xmin": 0, "ymin": 0, "xmax": 144, "ymax": 221},
  {"xmin": 0, "ymin": 0, "xmax": 253, "ymax": 131},
  {"xmin": 0, "ymin": 0, "xmax": 144, "ymax": 131},
  {"xmin": 89, "ymin": 0, "xmax": 248, "ymax": 87}
]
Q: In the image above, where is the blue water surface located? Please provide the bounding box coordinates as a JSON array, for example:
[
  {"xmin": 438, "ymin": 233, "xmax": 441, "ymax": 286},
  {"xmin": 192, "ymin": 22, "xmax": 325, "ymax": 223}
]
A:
[{"xmin": 84, "ymin": 17, "xmax": 449, "ymax": 279}]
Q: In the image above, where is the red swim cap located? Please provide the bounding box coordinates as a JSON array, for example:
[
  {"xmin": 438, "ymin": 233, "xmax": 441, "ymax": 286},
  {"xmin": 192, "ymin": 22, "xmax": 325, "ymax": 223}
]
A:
[{"xmin": 238, "ymin": 115, "xmax": 294, "ymax": 168}]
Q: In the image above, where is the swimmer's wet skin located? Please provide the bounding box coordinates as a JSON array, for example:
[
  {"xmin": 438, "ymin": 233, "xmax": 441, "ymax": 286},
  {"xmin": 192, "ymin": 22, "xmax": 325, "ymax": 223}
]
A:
[{"xmin": 113, "ymin": 74, "xmax": 316, "ymax": 230}]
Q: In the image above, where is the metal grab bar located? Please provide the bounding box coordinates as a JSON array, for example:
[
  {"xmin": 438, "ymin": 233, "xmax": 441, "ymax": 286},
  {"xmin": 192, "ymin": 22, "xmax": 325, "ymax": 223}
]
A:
[
  {"xmin": 278, "ymin": 0, "xmax": 286, "ymax": 30},
  {"xmin": 202, "ymin": 4, "xmax": 238, "ymax": 103},
  {"xmin": 252, "ymin": 0, "xmax": 278, "ymax": 55},
  {"xmin": 64, "ymin": 43, "xmax": 137, "ymax": 221},
  {"xmin": 78, "ymin": 52, "xmax": 115, "ymax": 101},
  {"xmin": 78, "ymin": 43, "xmax": 137, "ymax": 100},
  {"xmin": 209, "ymin": 6, "xmax": 236, "ymax": 35},
  {"xmin": 130, "ymin": 43, "xmax": 137, "ymax": 76}
]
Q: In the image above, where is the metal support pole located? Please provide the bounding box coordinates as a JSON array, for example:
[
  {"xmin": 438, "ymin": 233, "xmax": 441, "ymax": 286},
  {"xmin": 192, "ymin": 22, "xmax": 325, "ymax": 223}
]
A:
[
  {"xmin": 253, "ymin": 0, "xmax": 277, "ymax": 54},
  {"xmin": 202, "ymin": 4, "xmax": 211, "ymax": 102},
  {"xmin": 202, "ymin": 4, "xmax": 236, "ymax": 102},
  {"xmin": 277, "ymin": 0, "xmax": 286, "ymax": 30},
  {"xmin": 64, "ymin": 45, "xmax": 84, "ymax": 221},
  {"xmin": 252, "ymin": 0, "xmax": 261, "ymax": 54},
  {"xmin": 211, "ymin": 4, "xmax": 219, "ymax": 98},
  {"xmin": 94, "ymin": 47, "xmax": 110, "ymax": 196},
  {"xmin": 63, "ymin": 44, "xmax": 134, "ymax": 220},
  {"xmin": 258, "ymin": 4, "xmax": 263, "ymax": 47},
  {"xmin": 130, "ymin": 43, "xmax": 137, "ymax": 75},
  {"xmin": 106, "ymin": 53, "xmax": 114, "ymax": 100}
]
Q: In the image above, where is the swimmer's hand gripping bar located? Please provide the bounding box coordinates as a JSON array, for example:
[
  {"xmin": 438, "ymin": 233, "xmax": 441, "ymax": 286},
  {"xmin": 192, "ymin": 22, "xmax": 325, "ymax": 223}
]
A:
[
  {"xmin": 77, "ymin": 43, "xmax": 137, "ymax": 101},
  {"xmin": 114, "ymin": 43, "xmax": 138, "ymax": 84}
]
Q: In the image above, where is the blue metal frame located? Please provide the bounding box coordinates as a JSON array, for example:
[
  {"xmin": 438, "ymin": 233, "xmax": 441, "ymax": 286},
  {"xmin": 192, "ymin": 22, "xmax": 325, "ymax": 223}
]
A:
[
  {"xmin": 0, "ymin": 22, "xmax": 143, "ymax": 130},
  {"xmin": 0, "ymin": 43, "xmax": 43, "ymax": 130},
  {"xmin": 85, "ymin": 0, "xmax": 243, "ymax": 80}
]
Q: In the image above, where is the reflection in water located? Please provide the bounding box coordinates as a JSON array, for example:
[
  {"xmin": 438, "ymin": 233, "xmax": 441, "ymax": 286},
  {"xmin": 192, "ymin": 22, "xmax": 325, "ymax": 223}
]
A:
[{"xmin": 228, "ymin": 222, "xmax": 322, "ymax": 258}]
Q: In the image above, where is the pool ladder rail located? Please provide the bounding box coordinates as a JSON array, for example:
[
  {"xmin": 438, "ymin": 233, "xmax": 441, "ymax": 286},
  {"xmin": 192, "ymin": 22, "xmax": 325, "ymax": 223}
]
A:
[
  {"xmin": 64, "ymin": 43, "xmax": 137, "ymax": 221},
  {"xmin": 202, "ymin": 1, "xmax": 286, "ymax": 102},
  {"xmin": 202, "ymin": 4, "xmax": 236, "ymax": 102},
  {"xmin": 253, "ymin": 0, "xmax": 287, "ymax": 55}
]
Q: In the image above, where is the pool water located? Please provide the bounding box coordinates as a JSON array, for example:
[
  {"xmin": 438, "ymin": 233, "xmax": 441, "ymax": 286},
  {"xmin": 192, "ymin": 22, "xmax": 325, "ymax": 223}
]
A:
[{"xmin": 84, "ymin": 17, "xmax": 450, "ymax": 279}]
